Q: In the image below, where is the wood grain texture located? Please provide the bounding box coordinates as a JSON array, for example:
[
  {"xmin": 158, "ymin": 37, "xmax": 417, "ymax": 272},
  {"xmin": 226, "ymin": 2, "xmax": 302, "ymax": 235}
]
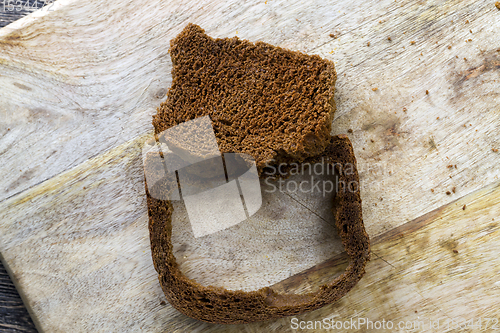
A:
[
  {"xmin": 1, "ymin": 132, "xmax": 499, "ymax": 332},
  {"xmin": 0, "ymin": 0, "xmax": 498, "ymax": 232},
  {"xmin": 0, "ymin": 0, "xmax": 499, "ymax": 331},
  {"xmin": 1, "ymin": 4, "xmax": 43, "ymax": 333},
  {"xmin": 266, "ymin": 179, "xmax": 500, "ymax": 333},
  {"xmin": 0, "ymin": 133, "xmax": 349, "ymax": 331}
]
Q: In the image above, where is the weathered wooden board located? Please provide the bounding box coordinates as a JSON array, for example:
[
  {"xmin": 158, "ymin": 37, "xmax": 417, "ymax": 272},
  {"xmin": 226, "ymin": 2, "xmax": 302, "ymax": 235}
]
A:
[
  {"xmin": 0, "ymin": 133, "xmax": 345, "ymax": 331},
  {"xmin": 271, "ymin": 179, "xmax": 500, "ymax": 333},
  {"xmin": 2, "ymin": 131, "xmax": 500, "ymax": 332},
  {"xmin": 2, "ymin": 131, "xmax": 499, "ymax": 332},
  {"xmin": 1, "ymin": 0, "xmax": 499, "ymax": 227},
  {"xmin": 1, "ymin": 0, "xmax": 500, "ymax": 331}
]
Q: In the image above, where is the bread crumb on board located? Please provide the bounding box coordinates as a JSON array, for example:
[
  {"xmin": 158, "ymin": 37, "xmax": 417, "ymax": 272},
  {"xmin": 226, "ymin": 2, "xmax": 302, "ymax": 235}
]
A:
[
  {"xmin": 453, "ymin": 249, "xmax": 459, "ymax": 254},
  {"xmin": 496, "ymin": 2, "xmax": 500, "ymax": 10},
  {"xmin": 493, "ymin": 148, "xmax": 499, "ymax": 152},
  {"xmin": 463, "ymin": 204, "xmax": 467, "ymax": 210},
  {"xmin": 372, "ymin": 87, "xmax": 378, "ymax": 91}
]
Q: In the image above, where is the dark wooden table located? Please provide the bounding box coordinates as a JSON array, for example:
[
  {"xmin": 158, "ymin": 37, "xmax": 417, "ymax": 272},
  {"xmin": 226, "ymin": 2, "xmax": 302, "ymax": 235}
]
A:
[
  {"xmin": 1, "ymin": 3, "xmax": 43, "ymax": 332},
  {"xmin": 0, "ymin": 262, "xmax": 37, "ymax": 332}
]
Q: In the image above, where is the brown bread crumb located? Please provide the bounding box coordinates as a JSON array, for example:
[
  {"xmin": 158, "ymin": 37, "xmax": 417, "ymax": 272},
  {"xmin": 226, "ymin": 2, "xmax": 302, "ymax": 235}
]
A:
[
  {"xmin": 446, "ymin": 191, "xmax": 451, "ymax": 195},
  {"xmin": 453, "ymin": 249, "xmax": 459, "ymax": 254},
  {"xmin": 463, "ymin": 204, "xmax": 466, "ymax": 210},
  {"xmin": 372, "ymin": 87, "xmax": 378, "ymax": 91}
]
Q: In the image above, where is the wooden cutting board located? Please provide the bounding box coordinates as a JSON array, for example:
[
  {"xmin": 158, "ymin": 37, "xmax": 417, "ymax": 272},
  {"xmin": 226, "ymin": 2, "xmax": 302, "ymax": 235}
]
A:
[{"xmin": 0, "ymin": 0, "xmax": 499, "ymax": 331}]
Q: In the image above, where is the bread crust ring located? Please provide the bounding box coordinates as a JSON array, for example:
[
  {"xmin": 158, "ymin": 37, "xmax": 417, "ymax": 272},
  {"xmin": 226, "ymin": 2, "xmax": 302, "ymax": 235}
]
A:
[{"xmin": 146, "ymin": 134, "xmax": 370, "ymax": 324}]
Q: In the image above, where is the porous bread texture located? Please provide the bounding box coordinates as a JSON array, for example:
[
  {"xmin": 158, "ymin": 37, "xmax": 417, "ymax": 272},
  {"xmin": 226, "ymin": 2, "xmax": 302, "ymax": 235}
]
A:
[
  {"xmin": 152, "ymin": 23, "xmax": 337, "ymax": 175},
  {"xmin": 147, "ymin": 23, "xmax": 369, "ymax": 324},
  {"xmin": 146, "ymin": 135, "xmax": 370, "ymax": 324}
]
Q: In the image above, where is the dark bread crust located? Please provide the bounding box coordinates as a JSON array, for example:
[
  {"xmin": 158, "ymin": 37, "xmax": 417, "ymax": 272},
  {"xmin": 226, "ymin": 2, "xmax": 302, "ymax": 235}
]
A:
[
  {"xmin": 153, "ymin": 23, "xmax": 337, "ymax": 175},
  {"xmin": 146, "ymin": 135, "xmax": 370, "ymax": 324}
]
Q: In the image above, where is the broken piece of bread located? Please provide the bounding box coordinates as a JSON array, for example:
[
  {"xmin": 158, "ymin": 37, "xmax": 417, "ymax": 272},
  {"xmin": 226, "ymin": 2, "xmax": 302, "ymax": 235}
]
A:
[
  {"xmin": 153, "ymin": 23, "xmax": 337, "ymax": 175},
  {"xmin": 146, "ymin": 23, "xmax": 370, "ymax": 324}
]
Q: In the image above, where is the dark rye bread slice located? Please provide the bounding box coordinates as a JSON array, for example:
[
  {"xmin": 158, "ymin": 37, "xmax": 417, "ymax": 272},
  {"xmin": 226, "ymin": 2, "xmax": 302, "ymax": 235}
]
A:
[
  {"xmin": 146, "ymin": 135, "xmax": 370, "ymax": 324},
  {"xmin": 152, "ymin": 23, "xmax": 337, "ymax": 174}
]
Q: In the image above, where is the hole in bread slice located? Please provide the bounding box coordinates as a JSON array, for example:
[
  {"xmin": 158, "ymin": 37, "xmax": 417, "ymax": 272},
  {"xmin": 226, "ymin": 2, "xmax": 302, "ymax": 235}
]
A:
[{"xmin": 146, "ymin": 135, "xmax": 370, "ymax": 324}]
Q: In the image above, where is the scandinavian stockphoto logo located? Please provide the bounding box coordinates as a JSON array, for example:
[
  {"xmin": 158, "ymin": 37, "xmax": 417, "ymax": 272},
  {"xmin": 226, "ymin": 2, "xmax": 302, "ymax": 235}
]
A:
[{"xmin": 142, "ymin": 116, "xmax": 262, "ymax": 238}]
